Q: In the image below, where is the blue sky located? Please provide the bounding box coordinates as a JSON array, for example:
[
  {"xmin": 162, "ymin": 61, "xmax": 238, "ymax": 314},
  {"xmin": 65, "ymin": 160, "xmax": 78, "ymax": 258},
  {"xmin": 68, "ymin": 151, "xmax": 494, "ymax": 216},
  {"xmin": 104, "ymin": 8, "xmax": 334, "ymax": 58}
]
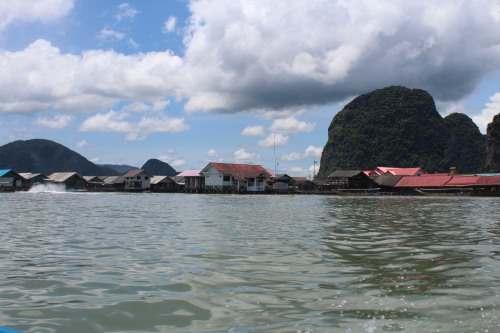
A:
[{"xmin": 1, "ymin": 0, "xmax": 500, "ymax": 177}]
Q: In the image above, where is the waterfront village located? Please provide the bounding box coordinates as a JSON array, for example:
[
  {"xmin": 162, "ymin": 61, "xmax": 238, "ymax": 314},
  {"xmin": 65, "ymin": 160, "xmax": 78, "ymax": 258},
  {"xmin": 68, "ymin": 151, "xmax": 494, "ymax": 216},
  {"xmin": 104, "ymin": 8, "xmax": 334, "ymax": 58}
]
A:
[{"xmin": 1, "ymin": 162, "xmax": 500, "ymax": 196}]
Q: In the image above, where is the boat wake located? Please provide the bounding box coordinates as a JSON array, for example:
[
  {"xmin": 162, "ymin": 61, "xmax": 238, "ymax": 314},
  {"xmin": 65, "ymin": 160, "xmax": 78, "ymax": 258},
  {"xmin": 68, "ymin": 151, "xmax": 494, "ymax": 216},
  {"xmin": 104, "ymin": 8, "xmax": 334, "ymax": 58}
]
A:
[{"xmin": 28, "ymin": 183, "xmax": 67, "ymax": 193}]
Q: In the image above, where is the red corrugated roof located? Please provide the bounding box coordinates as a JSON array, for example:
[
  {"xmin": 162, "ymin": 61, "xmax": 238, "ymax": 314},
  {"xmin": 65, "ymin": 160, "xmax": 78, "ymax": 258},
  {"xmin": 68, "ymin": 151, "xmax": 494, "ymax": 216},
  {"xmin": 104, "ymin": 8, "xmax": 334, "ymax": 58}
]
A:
[
  {"xmin": 476, "ymin": 175, "xmax": 500, "ymax": 185},
  {"xmin": 395, "ymin": 175, "xmax": 452, "ymax": 187},
  {"xmin": 209, "ymin": 163, "xmax": 270, "ymax": 181},
  {"xmin": 446, "ymin": 176, "xmax": 481, "ymax": 187}
]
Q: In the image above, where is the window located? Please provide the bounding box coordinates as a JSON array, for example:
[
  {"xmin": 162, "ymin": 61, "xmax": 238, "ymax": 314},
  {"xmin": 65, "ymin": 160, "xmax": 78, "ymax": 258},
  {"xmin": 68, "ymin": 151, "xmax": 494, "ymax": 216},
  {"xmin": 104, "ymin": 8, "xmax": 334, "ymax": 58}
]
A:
[
  {"xmin": 137, "ymin": 176, "xmax": 141, "ymax": 180},
  {"xmin": 223, "ymin": 175, "xmax": 230, "ymax": 181}
]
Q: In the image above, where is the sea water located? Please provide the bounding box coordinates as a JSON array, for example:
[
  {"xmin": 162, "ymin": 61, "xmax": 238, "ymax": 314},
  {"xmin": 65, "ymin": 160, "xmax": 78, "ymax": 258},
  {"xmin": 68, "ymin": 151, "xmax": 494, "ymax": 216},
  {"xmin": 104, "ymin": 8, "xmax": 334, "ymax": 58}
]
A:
[{"xmin": 0, "ymin": 192, "xmax": 498, "ymax": 333}]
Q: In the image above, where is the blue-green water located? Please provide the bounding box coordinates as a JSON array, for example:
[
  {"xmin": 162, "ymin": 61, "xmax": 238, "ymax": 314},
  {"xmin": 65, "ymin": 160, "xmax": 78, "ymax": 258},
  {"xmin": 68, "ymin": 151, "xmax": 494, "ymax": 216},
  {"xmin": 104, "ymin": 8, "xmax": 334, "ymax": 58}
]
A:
[{"xmin": 0, "ymin": 192, "xmax": 498, "ymax": 332}]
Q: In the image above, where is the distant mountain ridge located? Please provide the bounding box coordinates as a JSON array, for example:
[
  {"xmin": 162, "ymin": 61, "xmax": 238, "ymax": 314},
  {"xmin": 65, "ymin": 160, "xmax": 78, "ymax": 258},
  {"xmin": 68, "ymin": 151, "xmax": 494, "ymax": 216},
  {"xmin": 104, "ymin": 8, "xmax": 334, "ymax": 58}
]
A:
[
  {"xmin": 98, "ymin": 164, "xmax": 139, "ymax": 174},
  {"xmin": 318, "ymin": 86, "xmax": 487, "ymax": 177},
  {"xmin": 0, "ymin": 139, "xmax": 119, "ymax": 176}
]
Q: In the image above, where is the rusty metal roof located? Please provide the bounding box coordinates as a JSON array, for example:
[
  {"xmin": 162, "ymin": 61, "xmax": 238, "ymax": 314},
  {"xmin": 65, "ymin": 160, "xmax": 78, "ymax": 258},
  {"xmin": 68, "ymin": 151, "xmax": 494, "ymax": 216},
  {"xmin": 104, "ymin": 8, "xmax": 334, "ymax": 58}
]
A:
[
  {"xmin": 395, "ymin": 175, "xmax": 452, "ymax": 187},
  {"xmin": 205, "ymin": 163, "xmax": 270, "ymax": 181}
]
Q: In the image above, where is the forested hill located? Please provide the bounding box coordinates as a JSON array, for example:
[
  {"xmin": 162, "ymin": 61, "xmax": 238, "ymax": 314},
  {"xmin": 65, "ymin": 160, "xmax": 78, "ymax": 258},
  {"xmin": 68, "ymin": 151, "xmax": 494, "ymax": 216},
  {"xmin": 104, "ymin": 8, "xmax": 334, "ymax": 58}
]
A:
[
  {"xmin": 318, "ymin": 86, "xmax": 487, "ymax": 177},
  {"xmin": 0, "ymin": 139, "xmax": 119, "ymax": 176},
  {"xmin": 141, "ymin": 159, "xmax": 178, "ymax": 176}
]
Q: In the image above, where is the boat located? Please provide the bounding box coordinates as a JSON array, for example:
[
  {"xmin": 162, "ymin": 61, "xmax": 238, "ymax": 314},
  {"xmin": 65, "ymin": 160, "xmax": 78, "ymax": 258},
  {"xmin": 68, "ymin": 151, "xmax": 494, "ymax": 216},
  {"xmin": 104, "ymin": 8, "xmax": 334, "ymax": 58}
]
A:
[{"xmin": 415, "ymin": 188, "xmax": 472, "ymax": 196}]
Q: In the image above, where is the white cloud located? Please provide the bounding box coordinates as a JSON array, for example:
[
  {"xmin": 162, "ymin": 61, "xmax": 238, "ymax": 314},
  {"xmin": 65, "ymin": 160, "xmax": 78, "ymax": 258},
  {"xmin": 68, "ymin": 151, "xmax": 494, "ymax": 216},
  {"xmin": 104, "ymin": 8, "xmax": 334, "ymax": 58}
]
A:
[
  {"xmin": 182, "ymin": 0, "xmax": 500, "ymax": 114},
  {"xmin": 0, "ymin": 0, "xmax": 73, "ymax": 31},
  {"xmin": 79, "ymin": 110, "xmax": 189, "ymax": 141},
  {"xmin": 473, "ymin": 92, "xmax": 500, "ymax": 134},
  {"xmin": 90, "ymin": 157, "xmax": 100, "ymax": 163},
  {"xmin": 98, "ymin": 28, "xmax": 126, "ymax": 42},
  {"xmin": 207, "ymin": 149, "xmax": 218, "ymax": 157},
  {"xmin": 304, "ymin": 145, "xmax": 323, "ymax": 158},
  {"xmin": 241, "ymin": 125, "xmax": 265, "ymax": 136},
  {"xmin": 233, "ymin": 148, "xmax": 260, "ymax": 163},
  {"xmin": 2, "ymin": 0, "xmax": 500, "ymax": 128},
  {"xmin": 258, "ymin": 133, "xmax": 289, "ymax": 147},
  {"xmin": 33, "ymin": 114, "xmax": 74, "ymax": 129},
  {"xmin": 171, "ymin": 159, "xmax": 186, "ymax": 167},
  {"xmin": 158, "ymin": 153, "xmax": 185, "ymax": 168},
  {"xmin": 269, "ymin": 117, "xmax": 315, "ymax": 135},
  {"xmin": 115, "ymin": 3, "xmax": 139, "ymax": 21},
  {"xmin": 281, "ymin": 145, "xmax": 323, "ymax": 161},
  {"xmin": 281, "ymin": 152, "xmax": 303, "ymax": 161},
  {"xmin": 0, "ymin": 39, "xmax": 183, "ymax": 115},
  {"xmin": 76, "ymin": 140, "xmax": 88, "ymax": 148},
  {"xmin": 163, "ymin": 16, "xmax": 177, "ymax": 33}
]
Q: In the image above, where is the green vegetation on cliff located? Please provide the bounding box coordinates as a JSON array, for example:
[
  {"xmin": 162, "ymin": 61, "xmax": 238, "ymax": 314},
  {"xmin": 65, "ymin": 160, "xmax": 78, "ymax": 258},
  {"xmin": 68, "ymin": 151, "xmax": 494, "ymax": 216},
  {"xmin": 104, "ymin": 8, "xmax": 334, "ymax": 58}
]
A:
[
  {"xmin": 318, "ymin": 86, "xmax": 487, "ymax": 177},
  {"xmin": 486, "ymin": 113, "xmax": 500, "ymax": 172}
]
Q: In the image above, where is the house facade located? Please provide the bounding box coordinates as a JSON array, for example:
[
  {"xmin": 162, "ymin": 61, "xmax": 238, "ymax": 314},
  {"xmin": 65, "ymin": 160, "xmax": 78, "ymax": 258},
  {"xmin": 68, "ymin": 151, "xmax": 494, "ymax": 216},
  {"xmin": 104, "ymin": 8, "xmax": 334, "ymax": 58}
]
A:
[
  {"xmin": 201, "ymin": 162, "xmax": 271, "ymax": 192},
  {"xmin": 0, "ymin": 169, "xmax": 23, "ymax": 190},
  {"xmin": 123, "ymin": 170, "xmax": 152, "ymax": 191},
  {"xmin": 176, "ymin": 170, "xmax": 204, "ymax": 191},
  {"xmin": 150, "ymin": 176, "xmax": 178, "ymax": 192}
]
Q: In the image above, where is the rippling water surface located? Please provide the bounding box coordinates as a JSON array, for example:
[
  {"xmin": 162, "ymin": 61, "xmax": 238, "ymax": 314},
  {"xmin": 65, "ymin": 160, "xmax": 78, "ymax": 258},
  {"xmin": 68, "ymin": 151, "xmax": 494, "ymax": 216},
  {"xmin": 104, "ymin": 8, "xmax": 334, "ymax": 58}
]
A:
[{"xmin": 0, "ymin": 192, "xmax": 498, "ymax": 332}]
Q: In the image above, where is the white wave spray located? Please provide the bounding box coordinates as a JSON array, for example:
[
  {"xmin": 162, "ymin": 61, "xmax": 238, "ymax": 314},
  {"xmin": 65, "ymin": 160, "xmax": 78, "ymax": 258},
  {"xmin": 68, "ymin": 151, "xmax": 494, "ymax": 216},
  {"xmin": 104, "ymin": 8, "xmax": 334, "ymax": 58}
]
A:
[{"xmin": 28, "ymin": 183, "xmax": 67, "ymax": 193}]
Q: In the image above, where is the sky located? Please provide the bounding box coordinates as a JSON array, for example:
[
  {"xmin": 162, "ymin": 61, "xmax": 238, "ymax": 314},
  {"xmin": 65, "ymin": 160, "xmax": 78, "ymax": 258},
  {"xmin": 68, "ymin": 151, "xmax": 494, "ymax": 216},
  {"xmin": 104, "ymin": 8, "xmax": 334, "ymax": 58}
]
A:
[{"xmin": 1, "ymin": 0, "xmax": 500, "ymax": 177}]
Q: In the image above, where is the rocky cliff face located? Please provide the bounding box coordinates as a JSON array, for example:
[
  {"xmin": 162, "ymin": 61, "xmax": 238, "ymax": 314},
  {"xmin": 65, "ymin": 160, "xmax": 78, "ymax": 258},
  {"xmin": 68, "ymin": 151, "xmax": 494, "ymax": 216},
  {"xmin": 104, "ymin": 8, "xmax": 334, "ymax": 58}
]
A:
[
  {"xmin": 486, "ymin": 113, "xmax": 500, "ymax": 172},
  {"xmin": 318, "ymin": 86, "xmax": 486, "ymax": 178}
]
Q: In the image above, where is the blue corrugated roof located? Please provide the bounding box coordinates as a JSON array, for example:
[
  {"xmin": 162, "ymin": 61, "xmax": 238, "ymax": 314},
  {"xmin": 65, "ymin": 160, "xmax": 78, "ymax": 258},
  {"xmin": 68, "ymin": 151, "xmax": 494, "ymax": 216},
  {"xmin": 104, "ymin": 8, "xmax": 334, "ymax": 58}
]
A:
[{"xmin": 0, "ymin": 169, "xmax": 13, "ymax": 177}]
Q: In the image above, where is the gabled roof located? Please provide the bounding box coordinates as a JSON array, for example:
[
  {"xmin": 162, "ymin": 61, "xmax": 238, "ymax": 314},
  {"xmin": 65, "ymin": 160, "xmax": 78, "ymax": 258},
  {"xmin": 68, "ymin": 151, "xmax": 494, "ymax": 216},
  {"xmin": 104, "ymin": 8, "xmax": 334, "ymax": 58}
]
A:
[
  {"xmin": 150, "ymin": 175, "xmax": 173, "ymax": 185},
  {"xmin": 395, "ymin": 175, "xmax": 452, "ymax": 187},
  {"xmin": 176, "ymin": 169, "xmax": 202, "ymax": 177},
  {"xmin": 19, "ymin": 173, "xmax": 47, "ymax": 180},
  {"xmin": 328, "ymin": 170, "xmax": 365, "ymax": 178},
  {"xmin": 123, "ymin": 169, "xmax": 151, "ymax": 178},
  {"xmin": 372, "ymin": 167, "xmax": 424, "ymax": 176},
  {"xmin": 170, "ymin": 175, "xmax": 185, "ymax": 184},
  {"xmin": 275, "ymin": 173, "xmax": 292, "ymax": 180},
  {"xmin": 103, "ymin": 175, "xmax": 124, "ymax": 184},
  {"xmin": 49, "ymin": 172, "xmax": 85, "ymax": 183},
  {"xmin": 83, "ymin": 176, "xmax": 104, "ymax": 183},
  {"xmin": 203, "ymin": 162, "xmax": 271, "ymax": 181},
  {"xmin": 292, "ymin": 177, "xmax": 310, "ymax": 183},
  {"xmin": 374, "ymin": 174, "xmax": 404, "ymax": 187}
]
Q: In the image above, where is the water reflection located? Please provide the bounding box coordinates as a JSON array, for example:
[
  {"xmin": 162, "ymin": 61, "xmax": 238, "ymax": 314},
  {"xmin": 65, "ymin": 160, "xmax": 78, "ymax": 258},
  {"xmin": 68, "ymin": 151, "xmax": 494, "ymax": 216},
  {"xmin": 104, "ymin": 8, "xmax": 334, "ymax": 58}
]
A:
[{"xmin": 319, "ymin": 197, "xmax": 499, "ymax": 330}]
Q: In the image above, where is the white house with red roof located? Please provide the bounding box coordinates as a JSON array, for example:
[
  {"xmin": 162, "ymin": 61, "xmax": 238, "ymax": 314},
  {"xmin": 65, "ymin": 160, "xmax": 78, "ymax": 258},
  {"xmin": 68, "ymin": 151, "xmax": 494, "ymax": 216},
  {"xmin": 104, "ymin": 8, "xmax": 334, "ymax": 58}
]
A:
[
  {"xmin": 201, "ymin": 162, "xmax": 271, "ymax": 192},
  {"xmin": 123, "ymin": 169, "xmax": 152, "ymax": 191}
]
